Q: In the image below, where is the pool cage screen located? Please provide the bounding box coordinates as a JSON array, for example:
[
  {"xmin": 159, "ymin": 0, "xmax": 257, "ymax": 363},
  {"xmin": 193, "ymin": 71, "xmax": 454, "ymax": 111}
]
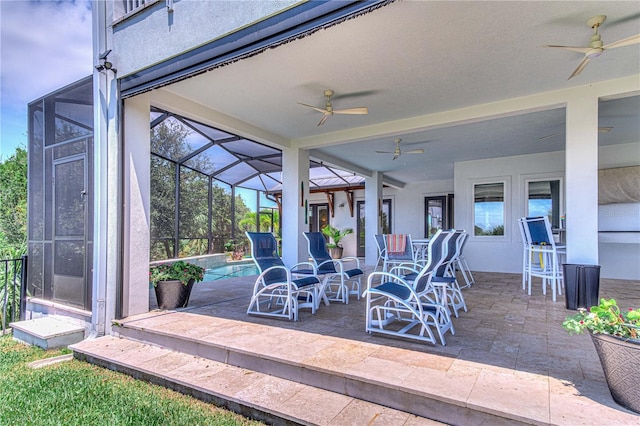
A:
[
  {"xmin": 149, "ymin": 108, "xmax": 281, "ymax": 261},
  {"xmin": 149, "ymin": 108, "xmax": 365, "ymax": 261}
]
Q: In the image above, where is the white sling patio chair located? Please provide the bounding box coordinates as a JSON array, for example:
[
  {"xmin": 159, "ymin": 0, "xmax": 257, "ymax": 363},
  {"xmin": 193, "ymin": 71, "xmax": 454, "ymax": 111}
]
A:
[
  {"xmin": 381, "ymin": 234, "xmax": 415, "ymax": 272},
  {"xmin": 365, "ymin": 266, "xmax": 455, "ymax": 345},
  {"xmin": 303, "ymin": 231, "xmax": 363, "ymax": 305},
  {"xmin": 522, "ymin": 216, "xmax": 566, "ymax": 301},
  {"xmin": 518, "ymin": 217, "xmax": 532, "ymax": 291},
  {"xmin": 364, "ymin": 232, "xmax": 455, "ymax": 346},
  {"xmin": 453, "ymin": 231, "xmax": 475, "ymax": 288},
  {"xmin": 374, "ymin": 234, "xmax": 386, "ymax": 272},
  {"xmin": 246, "ymin": 232, "xmax": 320, "ymax": 321},
  {"xmin": 431, "ymin": 230, "xmax": 468, "ymax": 317}
]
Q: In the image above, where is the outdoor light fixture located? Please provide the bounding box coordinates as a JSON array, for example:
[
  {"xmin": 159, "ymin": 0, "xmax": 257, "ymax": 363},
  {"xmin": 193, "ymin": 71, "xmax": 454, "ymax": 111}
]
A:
[{"xmin": 95, "ymin": 49, "xmax": 117, "ymax": 73}]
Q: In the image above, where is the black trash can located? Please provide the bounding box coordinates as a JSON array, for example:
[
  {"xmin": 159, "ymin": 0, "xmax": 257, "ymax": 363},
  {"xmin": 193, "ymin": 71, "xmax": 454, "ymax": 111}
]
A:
[{"xmin": 563, "ymin": 264, "xmax": 600, "ymax": 310}]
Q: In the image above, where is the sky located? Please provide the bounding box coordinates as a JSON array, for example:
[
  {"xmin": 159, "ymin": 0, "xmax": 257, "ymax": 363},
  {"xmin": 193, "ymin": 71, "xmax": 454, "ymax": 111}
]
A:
[{"xmin": 0, "ymin": 0, "xmax": 93, "ymax": 160}]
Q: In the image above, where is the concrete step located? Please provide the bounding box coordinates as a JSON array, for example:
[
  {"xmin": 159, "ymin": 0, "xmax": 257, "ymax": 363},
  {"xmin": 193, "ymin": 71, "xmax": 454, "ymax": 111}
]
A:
[
  {"xmin": 71, "ymin": 335, "xmax": 442, "ymax": 426},
  {"xmin": 110, "ymin": 312, "xmax": 527, "ymax": 425},
  {"xmin": 11, "ymin": 316, "xmax": 85, "ymax": 349}
]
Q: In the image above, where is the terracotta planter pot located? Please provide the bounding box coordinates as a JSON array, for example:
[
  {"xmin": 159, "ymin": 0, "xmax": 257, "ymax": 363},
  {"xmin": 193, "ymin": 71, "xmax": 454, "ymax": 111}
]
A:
[
  {"xmin": 590, "ymin": 332, "xmax": 640, "ymax": 414},
  {"xmin": 329, "ymin": 247, "xmax": 343, "ymax": 259},
  {"xmin": 154, "ymin": 279, "xmax": 195, "ymax": 310}
]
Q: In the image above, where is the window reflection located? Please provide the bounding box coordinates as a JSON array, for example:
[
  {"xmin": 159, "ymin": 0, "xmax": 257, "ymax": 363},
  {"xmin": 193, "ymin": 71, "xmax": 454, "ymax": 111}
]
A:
[
  {"xmin": 528, "ymin": 180, "xmax": 561, "ymax": 228},
  {"xmin": 474, "ymin": 183, "xmax": 504, "ymax": 236}
]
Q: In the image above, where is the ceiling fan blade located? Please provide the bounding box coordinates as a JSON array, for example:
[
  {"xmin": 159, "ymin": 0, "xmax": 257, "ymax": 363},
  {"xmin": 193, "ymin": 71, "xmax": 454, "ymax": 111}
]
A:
[
  {"xmin": 405, "ymin": 149, "xmax": 425, "ymax": 154},
  {"xmin": 317, "ymin": 114, "xmax": 330, "ymax": 127},
  {"xmin": 538, "ymin": 133, "xmax": 559, "ymax": 141},
  {"xmin": 568, "ymin": 56, "xmax": 591, "ymax": 80},
  {"xmin": 544, "ymin": 45, "xmax": 591, "ymax": 54},
  {"xmin": 297, "ymin": 102, "xmax": 328, "ymax": 114},
  {"xmin": 392, "ymin": 154, "xmax": 400, "ymax": 161},
  {"xmin": 603, "ymin": 33, "xmax": 640, "ymax": 49},
  {"xmin": 375, "ymin": 150, "xmax": 394, "ymax": 154},
  {"xmin": 538, "ymin": 126, "xmax": 613, "ymax": 141},
  {"xmin": 333, "ymin": 107, "xmax": 368, "ymax": 115},
  {"xmin": 331, "ymin": 90, "xmax": 379, "ymax": 100}
]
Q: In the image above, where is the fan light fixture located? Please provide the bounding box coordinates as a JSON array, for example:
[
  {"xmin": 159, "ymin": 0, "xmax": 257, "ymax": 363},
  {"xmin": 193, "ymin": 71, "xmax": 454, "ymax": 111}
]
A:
[
  {"xmin": 375, "ymin": 138, "xmax": 424, "ymax": 161},
  {"xmin": 545, "ymin": 15, "xmax": 640, "ymax": 80},
  {"xmin": 298, "ymin": 90, "xmax": 368, "ymax": 126}
]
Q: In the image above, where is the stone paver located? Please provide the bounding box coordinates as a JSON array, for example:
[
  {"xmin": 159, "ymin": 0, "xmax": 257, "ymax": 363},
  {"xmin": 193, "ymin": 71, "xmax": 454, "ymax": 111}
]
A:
[{"xmin": 96, "ymin": 271, "xmax": 640, "ymax": 424}]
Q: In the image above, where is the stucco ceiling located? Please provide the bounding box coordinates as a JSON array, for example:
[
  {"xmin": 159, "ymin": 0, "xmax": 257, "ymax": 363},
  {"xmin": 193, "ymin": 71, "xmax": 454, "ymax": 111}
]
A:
[{"xmin": 158, "ymin": 0, "xmax": 640, "ymax": 185}]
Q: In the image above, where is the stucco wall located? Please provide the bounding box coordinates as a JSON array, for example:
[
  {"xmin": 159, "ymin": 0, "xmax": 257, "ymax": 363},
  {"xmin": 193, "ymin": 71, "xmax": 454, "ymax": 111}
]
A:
[
  {"xmin": 110, "ymin": 1, "xmax": 299, "ymax": 76},
  {"xmin": 454, "ymin": 142, "xmax": 640, "ymax": 280},
  {"xmin": 307, "ymin": 142, "xmax": 639, "ymax": 280},
  {"xmin": 454, "ymin": 150, "xmax": 565, "ymax": 276}
]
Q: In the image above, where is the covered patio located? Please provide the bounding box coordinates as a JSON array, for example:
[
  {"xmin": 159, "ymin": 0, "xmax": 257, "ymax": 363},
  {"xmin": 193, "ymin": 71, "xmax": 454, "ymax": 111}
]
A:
[
  {"xmin": 80, "ymin": 2, "xmax": 640, "ymax": 421},
  {"xmin": 102, "ymin": 0, "xmax": 640, "ymax": 323},
  {"xmin": 74, "ymin": 270, "xmax": 640, "ymax": 424}
]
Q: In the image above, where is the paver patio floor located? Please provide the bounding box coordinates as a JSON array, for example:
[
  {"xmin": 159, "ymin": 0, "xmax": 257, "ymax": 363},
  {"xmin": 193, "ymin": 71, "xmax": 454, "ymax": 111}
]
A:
[{"xmin": 134, "ymin": 269, "xmax": 640, "ymax": 424}]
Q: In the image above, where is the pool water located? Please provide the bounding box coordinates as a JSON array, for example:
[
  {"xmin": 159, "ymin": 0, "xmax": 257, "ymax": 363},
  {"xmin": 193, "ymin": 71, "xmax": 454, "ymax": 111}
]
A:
[{"xmin": 203, "ymin": 262, "xmax": 259, "ymax": 282}]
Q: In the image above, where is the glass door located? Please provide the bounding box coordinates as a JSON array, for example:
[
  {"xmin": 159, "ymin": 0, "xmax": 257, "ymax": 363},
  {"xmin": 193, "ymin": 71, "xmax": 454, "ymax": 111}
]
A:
[
  {"xmin": 52, "ymin": 155, "xmax": 90, "ymax": 309},
  {"xmin": 356, "ymin": 199, "xmax": 391, "ymax": 257},
  {"xmin": 309, "ymin": 204, "xmax": 329, "ymax": 233},
  {"xmin": 424, "ymin": 196, "xmax": 447, "ymax": 238}
]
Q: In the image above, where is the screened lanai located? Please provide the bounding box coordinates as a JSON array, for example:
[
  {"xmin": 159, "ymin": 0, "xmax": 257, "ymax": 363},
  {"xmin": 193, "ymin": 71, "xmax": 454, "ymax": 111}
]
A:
[{"xmin": 149, "ymin": 107, "xmax": 365, "ymax": 261}]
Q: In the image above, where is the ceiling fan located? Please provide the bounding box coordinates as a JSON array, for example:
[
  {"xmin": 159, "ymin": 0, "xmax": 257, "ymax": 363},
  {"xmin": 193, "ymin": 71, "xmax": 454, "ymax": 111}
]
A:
[
  {"xmin": 298, "ymin": 89, "xmax": 368, "ymax": 126},
  {"xmin": 545, "ymin": 15, "xmax": 640, "ymax": 80},
  {"xmin": 375, "ymin": 138, "xmax": 424, "ymax": 161}
]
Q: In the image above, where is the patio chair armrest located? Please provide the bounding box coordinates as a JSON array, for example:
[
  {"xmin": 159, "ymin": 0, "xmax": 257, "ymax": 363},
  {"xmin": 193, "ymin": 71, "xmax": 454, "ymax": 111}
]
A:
[
  {"xmin": 318, "ymin": 258, "xmax": 342, "ymax": 272},
  {"xmin": 389, "ymin": 265, "xmax": 419, "ymax": 276},
  {"xmin": 365, "ymin": 273, "xmax": 418, "ymax": 303},
  {"xmin": 340, "ymin": 256, "xmax": 360, "ymax": 268},
  {"xmin": 366, "ymin": 271, "xmax": 408, "ymax": 290},
  {"xmin": 254, "ymin": 265, "xmax": 291, "ymax": 290},
  {"xmin": 290, "ymin": 261, "xmax": 317, "ymax": 275}
]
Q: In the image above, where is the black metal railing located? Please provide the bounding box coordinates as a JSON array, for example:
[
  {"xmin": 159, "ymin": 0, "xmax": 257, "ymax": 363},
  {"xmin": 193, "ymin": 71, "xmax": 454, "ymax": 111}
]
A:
[{"xmin": 1, "ymin": 256, "xmax": 27, "ymax": 333}]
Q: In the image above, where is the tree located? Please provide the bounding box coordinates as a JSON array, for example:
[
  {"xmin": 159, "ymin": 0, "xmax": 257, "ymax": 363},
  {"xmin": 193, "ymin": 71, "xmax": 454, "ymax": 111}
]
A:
[
  {"xmin": 149, "ymin": 120, "xmax": 254, "ymax": 259},
  {"xmin": 0, "ymin": 147, "xmax": 27, "ymax": 257}
]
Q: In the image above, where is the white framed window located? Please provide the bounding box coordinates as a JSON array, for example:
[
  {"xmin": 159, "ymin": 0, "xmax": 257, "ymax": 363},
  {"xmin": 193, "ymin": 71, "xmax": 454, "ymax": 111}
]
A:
[
  {"xmin": 472, "ymin": 178, "xmax": 510, "ymax": 238},
  {"xmin": 525, "ymin": 176, "xmax": 564, "ymax": 228}
]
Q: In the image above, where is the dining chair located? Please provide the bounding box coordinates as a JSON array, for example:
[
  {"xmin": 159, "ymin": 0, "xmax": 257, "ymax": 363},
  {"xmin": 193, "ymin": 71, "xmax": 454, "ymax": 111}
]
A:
[{"xmin": 382, "ymin": 234, "xmax": 415, "ymax": 272}]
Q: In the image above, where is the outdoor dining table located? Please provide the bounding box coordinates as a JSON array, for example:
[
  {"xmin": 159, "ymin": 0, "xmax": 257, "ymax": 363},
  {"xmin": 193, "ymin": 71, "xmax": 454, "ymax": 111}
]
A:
[{"xmin": 412, "ymin": 238, "xmax": 430, "ymax": 261}]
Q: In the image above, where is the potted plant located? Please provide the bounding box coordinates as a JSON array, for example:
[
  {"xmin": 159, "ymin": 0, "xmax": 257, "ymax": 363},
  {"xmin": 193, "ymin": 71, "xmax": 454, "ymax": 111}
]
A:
[
  {"xmin": 321, "ymin": 224, "xmax": 353, "ymax": 259},
  {"xmin": 149, "ymin": 260, "xmax": 205, "ymax": 310},
  {"xmin": 224, "ymin": 240, "xmax": 235, "ymax": 258},
  {"xmin": 563, "ymin": 298, "xmax": 640, "ymax": 413}
]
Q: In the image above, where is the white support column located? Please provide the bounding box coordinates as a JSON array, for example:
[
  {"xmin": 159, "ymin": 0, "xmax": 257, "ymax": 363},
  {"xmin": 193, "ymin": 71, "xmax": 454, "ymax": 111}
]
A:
[
  {"xmin": 565, "ymin": 93, "xmax": 599, "ymax": 265},
  {"xmin": 281, "ymin": 147, "xmax": 309, "ymax": 267},
  {"xmin": 92, "ymin": 0, "xmax": 116, "ymax": 335},
  {"xmin": 365, "ymin": 171, "xmax": 383, "ymax": 266},
  {"xmin": 121, "ymin": 94, "xmax": 151, "ymax": 317}
]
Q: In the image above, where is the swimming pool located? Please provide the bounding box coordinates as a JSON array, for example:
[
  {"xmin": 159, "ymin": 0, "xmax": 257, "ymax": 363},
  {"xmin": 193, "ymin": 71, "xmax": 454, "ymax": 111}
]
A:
[{"xmin": 203, "ymin": 262, "xmax": 259, "ymax": 282}]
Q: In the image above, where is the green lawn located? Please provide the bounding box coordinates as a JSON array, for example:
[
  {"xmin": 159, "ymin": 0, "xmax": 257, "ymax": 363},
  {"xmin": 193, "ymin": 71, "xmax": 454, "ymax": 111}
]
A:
[{"xmin": 0, "ymin": 334, "xmax": 262, "ymax": 425}]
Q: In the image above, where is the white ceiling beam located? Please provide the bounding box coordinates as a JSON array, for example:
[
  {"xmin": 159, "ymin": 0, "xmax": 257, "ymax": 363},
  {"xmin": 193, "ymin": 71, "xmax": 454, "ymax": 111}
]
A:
[
  {"xmin": 309, "ymin": 150, "xmax": 405, "ymax": 188},
  {"xmin": 382, "ymin": 175, "xmax": 405, "ymax": 189},
  {"xmin": 309, "ymin": 149, "xmax": 372, "ymax": 177}
]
